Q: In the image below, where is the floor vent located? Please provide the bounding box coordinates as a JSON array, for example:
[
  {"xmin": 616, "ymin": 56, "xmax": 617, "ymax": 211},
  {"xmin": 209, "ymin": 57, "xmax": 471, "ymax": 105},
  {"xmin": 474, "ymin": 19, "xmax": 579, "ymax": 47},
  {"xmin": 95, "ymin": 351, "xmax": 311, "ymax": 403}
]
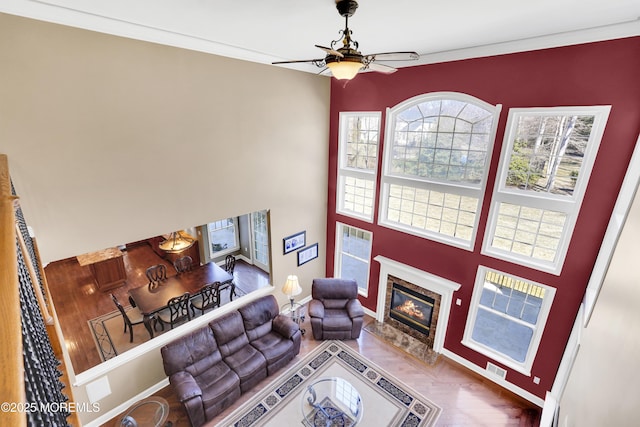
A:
[{"xmin": 486, "ymin": 362, "xmax": 507, "ymax": 379}]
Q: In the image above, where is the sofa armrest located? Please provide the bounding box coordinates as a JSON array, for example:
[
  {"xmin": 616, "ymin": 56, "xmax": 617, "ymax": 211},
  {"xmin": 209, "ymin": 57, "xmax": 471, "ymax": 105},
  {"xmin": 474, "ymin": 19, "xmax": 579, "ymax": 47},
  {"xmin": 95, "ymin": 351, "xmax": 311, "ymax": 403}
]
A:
[
  {"xmin": 272, "ymin": 314, "xmax": 299, "ymax": 339},
  {"xmin": 170, "ymin": 371, "xmax": 202, "ymax": 402},
  {"xmin": 170, "ymin": 371, "xmax": 206, "ymax": 427},
  {"xmin": 346, "ymin": 299, "xmax": 364, "ymax": 319},
  {"xmin": 308, "ymin": 300, "xmax": 325, "ymax": 318}
]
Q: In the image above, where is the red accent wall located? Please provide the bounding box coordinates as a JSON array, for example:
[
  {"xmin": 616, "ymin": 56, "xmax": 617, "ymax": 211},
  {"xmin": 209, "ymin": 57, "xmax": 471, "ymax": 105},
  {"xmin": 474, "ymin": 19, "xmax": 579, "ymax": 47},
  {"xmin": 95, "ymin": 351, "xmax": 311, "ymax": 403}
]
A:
[{"xmin": 326, "ymin": 37, "xmax": 640, "ymax": 400}]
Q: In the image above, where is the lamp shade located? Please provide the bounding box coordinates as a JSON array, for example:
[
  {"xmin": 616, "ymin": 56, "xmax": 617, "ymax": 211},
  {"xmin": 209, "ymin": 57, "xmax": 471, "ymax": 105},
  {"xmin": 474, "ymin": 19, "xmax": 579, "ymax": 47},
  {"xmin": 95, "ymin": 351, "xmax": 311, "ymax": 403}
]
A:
[
  {"xmin": 326, "ymin": 60, "xmax": 362, "ymax": 80},
  {"xmin": 282, "ymin": 275, "xmax": 302, "ymax": 297}
]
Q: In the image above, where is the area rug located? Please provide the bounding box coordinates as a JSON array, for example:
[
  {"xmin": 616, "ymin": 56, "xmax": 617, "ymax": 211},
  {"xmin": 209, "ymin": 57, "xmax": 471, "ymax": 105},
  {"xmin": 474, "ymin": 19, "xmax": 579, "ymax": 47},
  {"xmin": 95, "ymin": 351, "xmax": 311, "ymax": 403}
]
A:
[
  {"xmin": 88, "ymin": 286, "xmax": 246, "ymax": 361},
  {"xmin": 218, "ymin": 340, "xmax": 442, "ymax": 426}
]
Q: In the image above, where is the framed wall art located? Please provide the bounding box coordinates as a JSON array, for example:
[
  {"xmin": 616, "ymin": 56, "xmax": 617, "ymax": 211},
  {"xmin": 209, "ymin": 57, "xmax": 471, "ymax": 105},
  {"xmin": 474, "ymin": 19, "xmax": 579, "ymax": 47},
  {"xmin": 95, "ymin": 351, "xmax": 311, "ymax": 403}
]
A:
[
  {"xmin": 297, "ymin": 243, "xmax": 318, "ymax": 266},
  {"xmin": 283, "ymin": 231, "xmax": 306, "ymax": 255}
]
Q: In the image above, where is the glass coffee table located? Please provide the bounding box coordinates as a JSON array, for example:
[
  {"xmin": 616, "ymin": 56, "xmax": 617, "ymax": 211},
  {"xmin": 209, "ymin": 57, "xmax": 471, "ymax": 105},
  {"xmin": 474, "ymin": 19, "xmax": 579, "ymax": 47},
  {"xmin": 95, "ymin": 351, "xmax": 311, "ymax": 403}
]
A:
[
  {"xmin": 115, "ymin": 396, "xmax": 171, "ymax": 427},
  {"xmin": 301, "ymin": 377, "xmax": 363, "ymax": 426}
]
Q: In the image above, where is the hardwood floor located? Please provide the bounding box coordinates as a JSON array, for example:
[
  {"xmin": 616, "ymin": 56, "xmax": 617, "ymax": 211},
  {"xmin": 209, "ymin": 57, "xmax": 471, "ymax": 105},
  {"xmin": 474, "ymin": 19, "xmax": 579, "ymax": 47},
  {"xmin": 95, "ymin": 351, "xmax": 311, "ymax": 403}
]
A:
[
  {"xmin": 44, "ymin": 243, "xmax": 270, "ymax": 373},
  {"xmin": 107, "ymin": 314, "xmax": 540, "ymax": 427},
  {"xmin": 47, "ymin": 245, "xmax": 540, "ymax": 426}
]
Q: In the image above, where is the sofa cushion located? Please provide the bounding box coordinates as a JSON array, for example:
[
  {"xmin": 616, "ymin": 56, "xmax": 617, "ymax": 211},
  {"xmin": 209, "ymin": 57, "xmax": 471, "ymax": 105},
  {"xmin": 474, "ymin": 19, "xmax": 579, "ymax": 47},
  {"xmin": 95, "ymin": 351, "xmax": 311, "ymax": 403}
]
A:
[
  {"xmin": 200, "ymin": 368, "xmax": 241, "ymax": 409},
  {"xmin": 162, "ymin": 327, "xmax": 224, "ymax": 377},
  {"xmin": 161, "ymin": 326, "xmax": 241, "ymax": 427},
  {"xmin": 312, "ymin": 278, "xmax": 358, "ymax": 300},
  {"xmin": 321, "ymin": 309, "xmax": 354, "ymax": 331},
  {"xmin": 210, "ymin": 310, "xmax": 267, "ymax": 392},
  {"xmin": 209, "ymin": 311, "xmax": 251, "ymax": 356},
  {"xmin": 238, "ymin": 294, "xmax": 279, "ymax": 342}
]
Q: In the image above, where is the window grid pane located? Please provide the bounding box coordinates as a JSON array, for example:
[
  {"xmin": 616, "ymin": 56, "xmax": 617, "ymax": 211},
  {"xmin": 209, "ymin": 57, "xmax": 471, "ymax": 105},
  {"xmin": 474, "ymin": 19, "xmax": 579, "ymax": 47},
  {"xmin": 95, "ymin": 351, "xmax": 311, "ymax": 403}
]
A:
[
  {"xmin": 346, "ymin": 116, "xmax": 380, "ymax": 171},
  {"xmin": 391, "ymin": 100, "xmax": 494, "ymax": 185},
  {"xmin": 338, "ymin": 113, "xmax": 380, "ymax": 221},
  {"xmin": 491, "ymin": 203, "xmax": 567, "ymax": 262},
  {"xmin": 342, "ymin": 176, "xmax": 375, "ymax": 217},
  {"xmin": 387, "ymin": 184, "xmax": 478, "ymax": 242}
]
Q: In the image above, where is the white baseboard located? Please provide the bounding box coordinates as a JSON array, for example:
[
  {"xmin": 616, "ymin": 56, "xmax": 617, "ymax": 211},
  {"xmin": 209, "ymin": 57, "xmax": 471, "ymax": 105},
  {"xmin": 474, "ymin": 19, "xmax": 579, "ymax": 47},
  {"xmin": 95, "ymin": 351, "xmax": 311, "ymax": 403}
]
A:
[{"xmin": 441, "ymin": 348, "xmax": 545, "ymax": 407}]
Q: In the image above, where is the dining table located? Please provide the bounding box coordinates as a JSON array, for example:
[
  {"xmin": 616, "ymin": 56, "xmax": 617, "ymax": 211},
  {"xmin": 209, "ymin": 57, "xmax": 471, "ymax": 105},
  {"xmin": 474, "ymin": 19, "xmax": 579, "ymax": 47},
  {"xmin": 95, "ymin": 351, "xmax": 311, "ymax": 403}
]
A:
[{"xmin": 128, "ymin": 261, "xmax": 233, "ymax": 338}]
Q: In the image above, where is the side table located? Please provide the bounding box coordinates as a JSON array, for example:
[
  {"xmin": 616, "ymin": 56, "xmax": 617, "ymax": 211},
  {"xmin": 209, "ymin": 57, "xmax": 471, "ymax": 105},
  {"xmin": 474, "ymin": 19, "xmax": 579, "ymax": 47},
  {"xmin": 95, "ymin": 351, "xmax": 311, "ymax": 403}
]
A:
[{"xmin": 281, "ymin": 301, "xmax": 306, "ymax": 336}]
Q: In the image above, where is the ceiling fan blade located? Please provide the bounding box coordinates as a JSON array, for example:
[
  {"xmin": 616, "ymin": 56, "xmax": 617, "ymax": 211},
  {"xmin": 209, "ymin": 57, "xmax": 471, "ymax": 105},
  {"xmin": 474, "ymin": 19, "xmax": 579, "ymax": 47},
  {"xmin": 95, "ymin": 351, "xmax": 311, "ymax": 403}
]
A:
[
  {"xmin": 366, "ymin": 62, "xmax": 397, "ymax": 74},
  {"xmin": 367, "ymin": 51, "xmax": 420, "ymax": 61},
  {"xmin": 315, "ymin": 45, "xmax": 344, "ymax": 58},
  {"xmin": 272, "ymin": 59, "xmax": 325, "ymax": 65}
]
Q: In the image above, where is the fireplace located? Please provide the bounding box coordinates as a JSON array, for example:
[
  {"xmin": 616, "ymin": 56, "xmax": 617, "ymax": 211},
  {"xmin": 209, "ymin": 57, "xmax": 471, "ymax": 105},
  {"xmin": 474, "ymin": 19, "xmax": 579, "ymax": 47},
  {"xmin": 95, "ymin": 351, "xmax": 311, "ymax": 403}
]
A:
[
  {"xmin": 389, "ymin": 283, "xmax": 435, "ymax": 336},
  {"xmin": 374, "ymin": 256, "xmax": 461, "ymax": 355}
]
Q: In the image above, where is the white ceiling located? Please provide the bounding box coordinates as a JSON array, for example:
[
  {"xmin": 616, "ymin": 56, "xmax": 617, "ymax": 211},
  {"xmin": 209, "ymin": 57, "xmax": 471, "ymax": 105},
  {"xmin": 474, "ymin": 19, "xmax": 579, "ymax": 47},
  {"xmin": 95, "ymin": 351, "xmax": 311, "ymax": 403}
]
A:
[{"xmin": 3, "ymin": 0, "xmax": 640, "ymax": 75}]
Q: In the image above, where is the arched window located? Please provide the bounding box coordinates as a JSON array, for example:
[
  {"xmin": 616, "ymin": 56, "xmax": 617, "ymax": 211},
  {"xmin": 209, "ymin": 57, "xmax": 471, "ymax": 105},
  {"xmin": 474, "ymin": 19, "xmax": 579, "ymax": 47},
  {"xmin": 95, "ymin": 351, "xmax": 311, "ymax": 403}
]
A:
[{"xmin": 379, "ymin": 92, "xmax": 501, "ymax": 249}]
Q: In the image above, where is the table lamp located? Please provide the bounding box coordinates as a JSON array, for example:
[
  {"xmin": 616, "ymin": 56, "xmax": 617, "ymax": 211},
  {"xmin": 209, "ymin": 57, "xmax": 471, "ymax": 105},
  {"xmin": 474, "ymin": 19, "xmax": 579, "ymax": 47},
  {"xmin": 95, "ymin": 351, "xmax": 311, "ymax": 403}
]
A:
[{"xmin": 282, "ymin": 275, "xmax": 302, "ymax": 310}]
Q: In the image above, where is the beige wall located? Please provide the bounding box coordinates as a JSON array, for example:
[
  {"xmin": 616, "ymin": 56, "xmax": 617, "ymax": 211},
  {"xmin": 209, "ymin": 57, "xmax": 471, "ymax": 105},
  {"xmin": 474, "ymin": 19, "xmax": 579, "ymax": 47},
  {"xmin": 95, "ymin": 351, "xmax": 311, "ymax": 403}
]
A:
[
  {"xmin": 0, "ymin": 13, "xmax": 329, "ymax": 424},
  {"xmin": 559, "ymin": 186, "xmax": 640, "ymax": 425}
]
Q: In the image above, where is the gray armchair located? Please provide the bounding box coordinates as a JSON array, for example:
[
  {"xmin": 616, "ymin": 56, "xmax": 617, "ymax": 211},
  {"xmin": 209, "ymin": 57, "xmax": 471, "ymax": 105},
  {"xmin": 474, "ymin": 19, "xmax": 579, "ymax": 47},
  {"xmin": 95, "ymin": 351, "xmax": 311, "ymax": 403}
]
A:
[{"xmin": 308, "ymin": 278, "xmax": 364, "ymax": 340}]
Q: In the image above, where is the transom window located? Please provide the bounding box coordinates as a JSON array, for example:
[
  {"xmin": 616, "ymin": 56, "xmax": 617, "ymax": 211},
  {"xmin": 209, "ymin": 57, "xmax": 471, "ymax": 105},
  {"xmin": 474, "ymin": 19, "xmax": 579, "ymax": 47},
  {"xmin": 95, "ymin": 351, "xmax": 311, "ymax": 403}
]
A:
[
  {"xmin": 483, "ymin": 106, "xmax": 611, "ymax": 273},
  {"xmin": 336, "ymin": 112, "xmax": 381, "ymax": 222},
  {"xmin": 380, "ymin": 92, "xmax": 501, "ymax": 249},
  {"xmin": 462, "ymin": 267, "xmax": 556, "ymax": 375},
  {"xmin": 334, "ymin": 223, "xmax": 373, "ymax": 296}
]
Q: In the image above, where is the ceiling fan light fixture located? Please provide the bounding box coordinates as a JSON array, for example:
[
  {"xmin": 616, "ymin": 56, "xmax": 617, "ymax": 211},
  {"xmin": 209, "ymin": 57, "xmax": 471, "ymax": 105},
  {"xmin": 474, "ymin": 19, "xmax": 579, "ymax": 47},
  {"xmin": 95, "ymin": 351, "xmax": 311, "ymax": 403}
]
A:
[{"xmin": 326, "ymin": 58, "xmax": 363, "ymax": 80}]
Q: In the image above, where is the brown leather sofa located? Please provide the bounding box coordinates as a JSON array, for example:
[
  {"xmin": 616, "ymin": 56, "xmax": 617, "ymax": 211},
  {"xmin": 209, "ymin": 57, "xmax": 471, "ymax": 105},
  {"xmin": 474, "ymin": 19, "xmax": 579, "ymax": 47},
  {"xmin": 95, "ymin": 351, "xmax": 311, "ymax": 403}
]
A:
[
  {"xmin": 161, "ymin": 294, "xmax": 301, "ymax": 427},
  {"xmin": 308, "ymin": 278, "xmax": 364, "ymax": 340}
]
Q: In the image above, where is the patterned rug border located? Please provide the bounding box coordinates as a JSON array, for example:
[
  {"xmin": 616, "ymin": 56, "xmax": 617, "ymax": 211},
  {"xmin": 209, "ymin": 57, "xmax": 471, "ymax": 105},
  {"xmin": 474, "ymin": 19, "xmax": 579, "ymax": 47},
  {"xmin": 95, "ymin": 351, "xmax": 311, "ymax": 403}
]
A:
[
  {"xmin": 218, "ymin": 340, "xmax": 442, "ymax": 427},
  {"xmin": 88, "ymin": 310, "xmax": 121, "ymax": 361}
]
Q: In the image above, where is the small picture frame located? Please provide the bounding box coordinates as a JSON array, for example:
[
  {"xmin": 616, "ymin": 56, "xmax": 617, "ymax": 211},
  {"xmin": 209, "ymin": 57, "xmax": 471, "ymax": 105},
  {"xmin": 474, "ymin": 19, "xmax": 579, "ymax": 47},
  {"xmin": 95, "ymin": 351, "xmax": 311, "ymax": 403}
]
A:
[
  {"xmin": 297, "ymin": 243, "xmax": 319, "ymax": 266},
  {"xmin": 283, "ymin": 231, "xmax": 306, "ymax": 255}
]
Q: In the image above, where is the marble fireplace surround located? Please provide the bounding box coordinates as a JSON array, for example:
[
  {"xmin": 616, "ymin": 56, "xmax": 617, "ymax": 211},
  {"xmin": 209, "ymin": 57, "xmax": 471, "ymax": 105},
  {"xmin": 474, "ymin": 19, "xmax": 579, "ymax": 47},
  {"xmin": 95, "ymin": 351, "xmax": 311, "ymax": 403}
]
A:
[{"xmin": 374, "ymin": 256, "xmax": 461, "ymax": 354}]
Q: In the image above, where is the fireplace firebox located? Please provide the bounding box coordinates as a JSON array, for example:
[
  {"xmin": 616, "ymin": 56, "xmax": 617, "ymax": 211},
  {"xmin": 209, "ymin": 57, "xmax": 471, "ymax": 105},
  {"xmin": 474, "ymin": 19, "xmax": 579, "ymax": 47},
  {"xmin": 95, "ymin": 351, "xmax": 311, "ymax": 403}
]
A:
[{"xmin": 389, "ymin": 283, "xmax": 435, "ymax": 336}]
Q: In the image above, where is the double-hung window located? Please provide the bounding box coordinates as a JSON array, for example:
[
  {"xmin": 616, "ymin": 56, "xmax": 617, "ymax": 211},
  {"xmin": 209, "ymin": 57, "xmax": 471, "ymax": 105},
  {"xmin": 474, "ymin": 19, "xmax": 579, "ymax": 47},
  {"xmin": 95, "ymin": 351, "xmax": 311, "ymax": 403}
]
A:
[
  {"xmin": 334, "ymin": 223, "xmax": 373, "ymax": 296},
  {"xmin": 379, "ymin": 92, "xmax": 501, "ymax": 250},
  {"xmin": 482, "ymin": 106, "xmax": 611, "ymax": 274},
  {"xmin": 463, "ymin": 267, "xmax": 556, "ymax": 375},
  {"xmin": 336, "ymin": 112, "xmax": 381, "ymax": 222}
]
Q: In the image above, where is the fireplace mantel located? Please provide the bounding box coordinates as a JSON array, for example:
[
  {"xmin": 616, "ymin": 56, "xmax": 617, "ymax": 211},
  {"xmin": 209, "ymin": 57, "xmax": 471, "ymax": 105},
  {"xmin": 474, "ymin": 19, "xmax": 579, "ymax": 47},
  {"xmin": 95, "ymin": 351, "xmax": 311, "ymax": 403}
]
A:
[{"xmin": 374, "ymin": 256, "xmax": 461, "ymax": 353}]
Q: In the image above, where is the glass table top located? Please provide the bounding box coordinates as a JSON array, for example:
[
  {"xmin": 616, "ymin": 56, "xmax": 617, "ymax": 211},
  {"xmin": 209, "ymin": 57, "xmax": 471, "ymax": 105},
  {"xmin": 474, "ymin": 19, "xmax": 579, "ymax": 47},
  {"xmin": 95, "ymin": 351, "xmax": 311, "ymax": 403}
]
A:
[
  {"xmin": 301, "ymin": 377, "xmax": 363, "ymax": 426},
  {"xmin": 115, "ymin": 396, "xmax": 170, "ymax": 427}
]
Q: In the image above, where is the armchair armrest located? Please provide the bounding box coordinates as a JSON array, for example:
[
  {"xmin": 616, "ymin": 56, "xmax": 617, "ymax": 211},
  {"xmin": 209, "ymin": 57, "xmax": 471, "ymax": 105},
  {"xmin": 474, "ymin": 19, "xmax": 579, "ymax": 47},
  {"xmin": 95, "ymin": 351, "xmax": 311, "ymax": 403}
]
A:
[
  {"xmin": 272, "ymin": 314, "xmax": 299, "ymax": 339},
  {"xmin": 308, "ymin": 300, "xmax": 325, "ymax": 318},
  {"xmin": 346, "ymin": 299, "xmax": 364, "ymax": 319}
]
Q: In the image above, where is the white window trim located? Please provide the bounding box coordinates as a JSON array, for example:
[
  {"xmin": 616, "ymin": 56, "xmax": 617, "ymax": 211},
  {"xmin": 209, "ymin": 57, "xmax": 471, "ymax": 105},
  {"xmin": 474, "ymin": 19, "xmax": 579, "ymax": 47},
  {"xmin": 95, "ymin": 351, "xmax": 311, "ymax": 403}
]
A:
[
  {"xmin": 462, "ymin": 266, "xmax": 556, "ymax": 376},
  {"xmin": 482, "ymin": 105, "xmax": 611, "ymax": 274},
  {"xmin": 379, "ymin": 92, "xmax": 502, "ymax": 250},
  {"xmin": 334, "ymin": 222, "xmax": 373, "ymax": 297},
  {"xmin": 208, "ymin": 217, "xmax": 240, "ymax": 259},
  {"xmin": 336, "ymin": 111, "xmax": 382, "ymax": 222}
]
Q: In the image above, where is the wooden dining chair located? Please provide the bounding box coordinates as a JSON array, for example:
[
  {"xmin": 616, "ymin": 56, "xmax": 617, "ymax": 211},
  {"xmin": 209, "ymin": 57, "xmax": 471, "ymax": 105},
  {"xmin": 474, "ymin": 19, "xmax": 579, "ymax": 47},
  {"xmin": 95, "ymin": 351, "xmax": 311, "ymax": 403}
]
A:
[
  {"xmin": 155, "ymin": 292, "xmax": 191, "ymax": 331},
  {"xmin": 190, "ymin": 282, "xmax": 221, "ymax": 315},
  {"xmin": 224, "ymin": 255, "xmax": 236, "ymax": 274},
  {"xmin": 110, "ymin": 294, "xmax": 145, "ymax": 343},
  {"xmin": 173, "ymin": 255, "xmax": 193, "ymax": 274},
  {"xmin": 220, "ymin": 255, "xmax": 238, "ymax": 301},
  {"xmin": 146, "ymin": 264, "xmax": 168, "ymax": 288}
]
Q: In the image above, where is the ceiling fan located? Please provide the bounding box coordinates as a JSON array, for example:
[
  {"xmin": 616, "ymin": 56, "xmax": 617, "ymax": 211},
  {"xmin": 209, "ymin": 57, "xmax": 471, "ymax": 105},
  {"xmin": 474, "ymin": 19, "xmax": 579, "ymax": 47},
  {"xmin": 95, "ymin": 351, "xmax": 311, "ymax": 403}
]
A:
[{"xmin": 272, "ymin": 0, "xmax": 419, "ymax": 80}]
